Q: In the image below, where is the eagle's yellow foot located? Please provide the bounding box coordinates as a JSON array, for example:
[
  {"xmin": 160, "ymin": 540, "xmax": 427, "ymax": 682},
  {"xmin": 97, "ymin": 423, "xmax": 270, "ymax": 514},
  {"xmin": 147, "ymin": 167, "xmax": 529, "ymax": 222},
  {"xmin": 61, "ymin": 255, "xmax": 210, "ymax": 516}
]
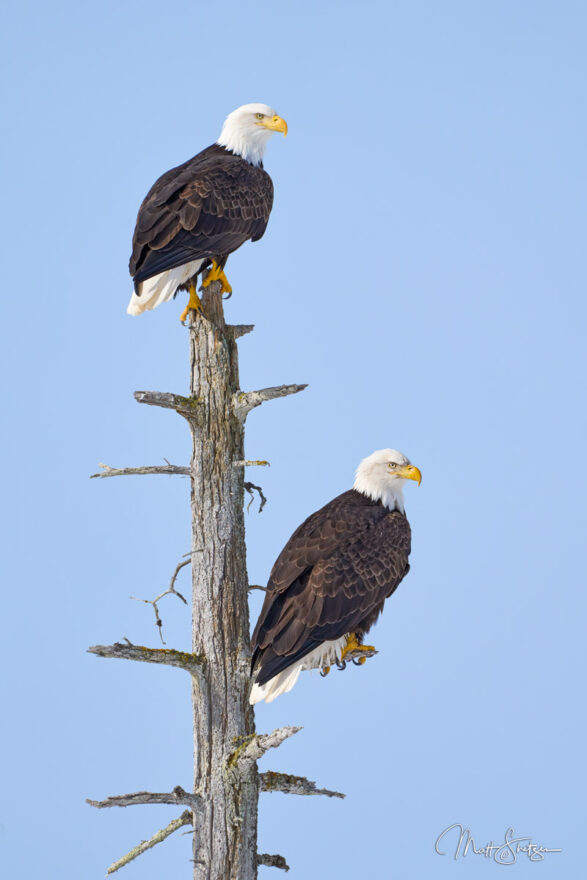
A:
[
  {"xmin": 341, "ymin": 633, "xmax": 376, "ymax": 660},
  {"xmin": 180, "ymin": 284, "xmax": 203, "ymax": 324},
  {"xmin": 201, "ymin": 260, "xmax": 232, "ymax": 295},
  {"xmin": 320, "ymin": 665, "xmax": 331, "ymax": 678},
  {"xmin": 336, "ymin": 633, "xmax": 377, "ymax": 669},
  {"xmin": 216, "ymin": 269, "xmax": 232, "ymax": 295}
]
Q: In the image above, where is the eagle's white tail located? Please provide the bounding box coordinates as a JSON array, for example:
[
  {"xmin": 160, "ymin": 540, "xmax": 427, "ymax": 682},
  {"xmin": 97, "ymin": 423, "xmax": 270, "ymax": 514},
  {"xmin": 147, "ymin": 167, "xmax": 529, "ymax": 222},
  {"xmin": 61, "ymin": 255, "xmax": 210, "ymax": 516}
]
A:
[
  {"xmin": 250, "ymin": 663, "xmax": 304, "ymax": 704},
  {"xmin": 127, "ymin": 260, "xmax": 203, "ymax": 315},
  {"xmin": 249, "ymin": 635, "xmax": 348, "ymax": 704}
]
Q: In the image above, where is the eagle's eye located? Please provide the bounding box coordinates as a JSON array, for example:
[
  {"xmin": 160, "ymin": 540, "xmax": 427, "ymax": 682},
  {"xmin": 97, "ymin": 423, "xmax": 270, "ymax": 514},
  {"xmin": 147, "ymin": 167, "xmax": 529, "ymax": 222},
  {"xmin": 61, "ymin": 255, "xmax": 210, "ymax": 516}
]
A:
[
  {"xmin": 388, "ymin": 462, "xmax": 397, "ymax": 469},
  {"xmin": 255, "ymin": 112, "xmax": 265, "ymax": 119}
]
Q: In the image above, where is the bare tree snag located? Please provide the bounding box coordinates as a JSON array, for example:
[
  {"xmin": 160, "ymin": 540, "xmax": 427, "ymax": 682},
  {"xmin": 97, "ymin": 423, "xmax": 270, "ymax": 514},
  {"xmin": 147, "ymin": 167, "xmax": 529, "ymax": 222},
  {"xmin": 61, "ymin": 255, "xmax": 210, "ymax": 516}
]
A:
[
  {"xmin": 89, "ymin": 284, "xmax": 343, "ymax": 877},
  {"xmin": 186, "ymin": 286, "xmax": 262, "ymax": 879}
]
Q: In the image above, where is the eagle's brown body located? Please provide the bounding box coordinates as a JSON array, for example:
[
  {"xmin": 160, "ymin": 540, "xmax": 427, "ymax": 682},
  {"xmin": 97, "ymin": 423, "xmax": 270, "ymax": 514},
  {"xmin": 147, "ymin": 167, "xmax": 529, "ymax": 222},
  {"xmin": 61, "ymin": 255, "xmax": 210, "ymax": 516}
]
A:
[
  {"xmin": 251, "ymin": 489, "xmax": 412, "ymax": 690},
  {"xmin": 129, "ymin": 144, "xmax": 274, "ymax": 292}
]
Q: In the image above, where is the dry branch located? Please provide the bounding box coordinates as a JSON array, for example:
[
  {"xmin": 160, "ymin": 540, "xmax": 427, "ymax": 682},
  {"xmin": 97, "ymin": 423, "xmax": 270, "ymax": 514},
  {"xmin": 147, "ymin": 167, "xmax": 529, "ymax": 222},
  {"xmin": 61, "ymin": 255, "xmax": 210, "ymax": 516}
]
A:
[
  {"xmin": 87, "ymin": 786, "xmax": 201, "ymax": 811},
  {"xmin": 260, "ymin": 772, "xmax": 345, "ymax": 799},
  {"xmin": 257, "ymin": 853, "xmax": 290, "ymax": 872},
  {"xmin": 90, "ymin": 462, "xmax": 190, "ymax": 479},
  {"xmin": 244, "ymin": 481, "xmax": 268, "ymax": 513},
  {"xmin": 233, "ymin": 460, "xmax": 270, "ymax": 467},
  {"xmin": 233, "ymin": 384, "xmax": 308, "ymax": 420},
  {"xmin": 229, "ymin": 324, "xmax": 255, "ymax": 338},
  {"xmin": 87, "ymin": 641, "xmax": 204, "ymax": 675},
  {"xmin": 134, "ymin": 390, "xmax": 204, "ymax": 420},
  {"xmin": 131, "ymin": 556, "xmax": 190, "ymax": 644},
  {"xmin": 230, "ymin": 726, "xmax": 302, "ymax": 770},
  {"xmin": 106, "ymin": 811, "xmax": 193, "ymax": 875}
]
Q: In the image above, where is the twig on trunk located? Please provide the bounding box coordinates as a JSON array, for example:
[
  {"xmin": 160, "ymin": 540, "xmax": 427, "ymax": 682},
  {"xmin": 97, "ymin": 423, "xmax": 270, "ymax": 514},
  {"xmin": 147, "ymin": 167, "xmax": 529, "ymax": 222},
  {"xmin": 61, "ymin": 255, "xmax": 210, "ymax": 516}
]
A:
[
  {"xmin": 87, "ymin": 641, "xmax": 204, "ymax": 675},
  {"xmin": 90, "ymin": 462, "xmax": 190, "ymax": 479},
  {"xmin": 131, "ymin": 556, "xmax": 190, "ymax": 644},
  {"xmin": 229, "ymin": 727, "xmax": 302, "ymax": 771},
  {"xmin": 257, "ymin": 853, "xmax": 290, "ymax": 871},
  {"xmin": 134, "ymin": 391, "xmax": 204, "ymax": 421},
  {"xmin": 248, "ymin": 584, "xmax": 267, "ymax": 592},
  {"xmin": 229, "ymin": 324, "xmax": 255, "ymax": 338},
  {"xmin": 233, "ymin": 384, "xmax": 308, "ymax": 420},
  {"xmin": 260, "ymin": 771, "xmax": 345, "ymax": 799},
  {"xmin": 105, "ymin": 810, "xmax": 193, "ymax": 875},
  {"xmin": 87, "ymin": 786, "xmax": 201, "ymax": 811},
  {"xmin": 244, "ymin": 481, "xmax": 268, "ymax": 513},
  {"xmin": 233, "ymin": 460, "xmax": 270, "ymax": 467}
]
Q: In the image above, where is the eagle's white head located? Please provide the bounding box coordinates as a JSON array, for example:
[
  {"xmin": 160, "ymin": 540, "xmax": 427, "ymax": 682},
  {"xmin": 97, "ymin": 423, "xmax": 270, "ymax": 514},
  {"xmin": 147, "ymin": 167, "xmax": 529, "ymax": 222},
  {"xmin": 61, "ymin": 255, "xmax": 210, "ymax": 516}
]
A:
[
  {"xmin": 353, "ymin": 448, "xmax": 421, "ymax": 513},
  {"xmin": 217, "ymin": 103, "xmax": 287, "ymax": 167}
]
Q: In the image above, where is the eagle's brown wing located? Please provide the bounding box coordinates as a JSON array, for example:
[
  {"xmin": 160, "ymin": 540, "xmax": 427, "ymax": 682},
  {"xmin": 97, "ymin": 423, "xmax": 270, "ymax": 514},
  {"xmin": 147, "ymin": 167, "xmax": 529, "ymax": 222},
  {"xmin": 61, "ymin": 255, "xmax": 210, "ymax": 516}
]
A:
[
  {"xmin": 129, "ymin": 144, "xmax": 274, "ymax": 286},
  {"xmin": 251, "ymin": 490, "xmax": 411, "ymax": 685}
]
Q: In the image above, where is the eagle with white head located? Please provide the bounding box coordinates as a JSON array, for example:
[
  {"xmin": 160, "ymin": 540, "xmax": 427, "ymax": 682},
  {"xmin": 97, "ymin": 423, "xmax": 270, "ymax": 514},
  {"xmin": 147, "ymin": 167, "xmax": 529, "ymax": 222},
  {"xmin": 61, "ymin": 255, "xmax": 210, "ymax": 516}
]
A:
[
  {"xmin": 127, "ymin": 103, "xmax": 287, "ymax": 320},
  {"xmin": 250, "ymin": 449, "xmax": 422, "ymax": 704}
]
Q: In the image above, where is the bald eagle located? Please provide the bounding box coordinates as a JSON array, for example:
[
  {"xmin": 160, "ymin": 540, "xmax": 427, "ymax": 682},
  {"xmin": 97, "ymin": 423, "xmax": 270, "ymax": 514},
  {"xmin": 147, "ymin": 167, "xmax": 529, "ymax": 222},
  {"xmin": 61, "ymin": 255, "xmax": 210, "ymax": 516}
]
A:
[
  {"xmin": 127, "ymin": 103, "xmax": 287, "ymax": 320},
  {"xmin": 250, "ymin": 449, "xmax": 421, "ymax": 704}
]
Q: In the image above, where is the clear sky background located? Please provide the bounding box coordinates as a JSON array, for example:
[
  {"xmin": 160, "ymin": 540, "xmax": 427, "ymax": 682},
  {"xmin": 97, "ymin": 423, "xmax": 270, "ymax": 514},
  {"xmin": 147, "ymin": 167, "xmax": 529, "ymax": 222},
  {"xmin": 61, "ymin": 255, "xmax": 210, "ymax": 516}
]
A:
[{"xmin": 1, "ymin": 1, "xmax": 585, "ymax": 877}]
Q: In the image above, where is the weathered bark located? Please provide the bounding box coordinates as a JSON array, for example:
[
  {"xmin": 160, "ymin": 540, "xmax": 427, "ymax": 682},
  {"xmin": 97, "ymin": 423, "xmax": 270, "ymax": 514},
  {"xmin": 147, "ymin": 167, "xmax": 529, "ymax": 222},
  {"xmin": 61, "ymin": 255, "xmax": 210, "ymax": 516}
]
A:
[{"xmin": 187, "ymin": 285, "xmax": 258, "ymax": 879}]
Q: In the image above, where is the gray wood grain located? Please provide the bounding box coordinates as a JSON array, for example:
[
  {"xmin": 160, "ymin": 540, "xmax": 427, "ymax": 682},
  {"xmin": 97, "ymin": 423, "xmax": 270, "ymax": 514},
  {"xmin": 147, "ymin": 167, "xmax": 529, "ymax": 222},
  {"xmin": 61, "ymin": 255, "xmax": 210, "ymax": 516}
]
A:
[{"xmin": 188, "ymin": 284, "xmax": 259, "ymax": 879}]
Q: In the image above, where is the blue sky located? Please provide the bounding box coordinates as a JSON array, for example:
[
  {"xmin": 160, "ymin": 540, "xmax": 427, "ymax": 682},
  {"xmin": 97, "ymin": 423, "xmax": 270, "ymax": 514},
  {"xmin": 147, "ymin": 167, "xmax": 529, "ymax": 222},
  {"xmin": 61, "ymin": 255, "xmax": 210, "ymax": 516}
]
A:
[{"xmin": 1, "ymin": 1, "xmax": 586, "ymax": 877}]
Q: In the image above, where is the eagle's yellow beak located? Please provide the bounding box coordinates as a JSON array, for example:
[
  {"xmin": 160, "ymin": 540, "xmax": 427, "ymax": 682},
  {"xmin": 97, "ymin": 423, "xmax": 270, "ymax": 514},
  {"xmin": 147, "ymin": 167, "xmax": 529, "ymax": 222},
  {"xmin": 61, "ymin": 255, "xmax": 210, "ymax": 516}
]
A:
[
  {"xmin": 397, "ymin": 464, "xmax": 422, "ymax": 485},
  {"xmin": 258, "ymin": 115, "xmax": 288, "ymax": 136}
]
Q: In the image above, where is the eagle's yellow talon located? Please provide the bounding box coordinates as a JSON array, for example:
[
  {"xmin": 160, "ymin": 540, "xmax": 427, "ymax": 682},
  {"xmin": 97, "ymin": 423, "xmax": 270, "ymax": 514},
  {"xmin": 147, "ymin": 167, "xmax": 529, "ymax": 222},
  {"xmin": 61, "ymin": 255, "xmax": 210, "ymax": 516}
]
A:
[
  {"xmin": 202, "ymin": 260, "xmax": 232, "ymax": 295},
  {"xmin": 180, "ymin": 283, "xmax": 203, "ymax": 323},
  {"xmin": 201, "ymin": 263, "xmax": 219, "ymax": 287},
  {"xmin": 217, "ymin": 269, "xmax": 232, "ymax": 295},
  {"xmin": 340, "ymin": 633, "xmax": 376, "ymax": 662}
]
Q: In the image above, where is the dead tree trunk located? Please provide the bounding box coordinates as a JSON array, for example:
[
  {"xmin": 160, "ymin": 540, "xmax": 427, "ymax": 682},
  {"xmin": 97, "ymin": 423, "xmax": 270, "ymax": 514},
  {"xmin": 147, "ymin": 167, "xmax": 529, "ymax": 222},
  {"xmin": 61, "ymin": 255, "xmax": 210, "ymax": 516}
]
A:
[
  {"xmin": 87, "ymin": 284, "xmax": 344, "ymax": 878},
  {"xmin": 187, "ymin": 289, "xmax": 260, "ymax": 878}
]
